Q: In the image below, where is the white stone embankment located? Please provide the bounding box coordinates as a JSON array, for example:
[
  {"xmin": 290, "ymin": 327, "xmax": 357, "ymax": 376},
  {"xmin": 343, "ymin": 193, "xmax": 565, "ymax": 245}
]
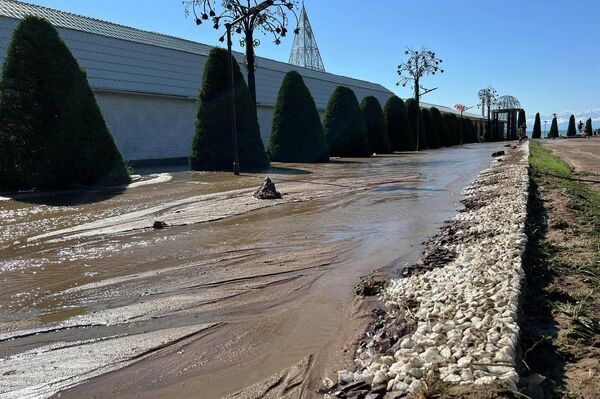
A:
[{"xmin": 337, "ymin": 144, "xmax": 530, "ymax": 396}]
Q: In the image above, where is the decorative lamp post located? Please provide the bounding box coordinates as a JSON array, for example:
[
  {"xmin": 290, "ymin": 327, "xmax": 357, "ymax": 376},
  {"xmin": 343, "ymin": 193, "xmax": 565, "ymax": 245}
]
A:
[
  {"xmin": 397, "ymin": 47, "xmax": 444, "ymax": 152},
  {"xmin": 454, "ymin": 104, "xmax": 474, "ymax": 146}
]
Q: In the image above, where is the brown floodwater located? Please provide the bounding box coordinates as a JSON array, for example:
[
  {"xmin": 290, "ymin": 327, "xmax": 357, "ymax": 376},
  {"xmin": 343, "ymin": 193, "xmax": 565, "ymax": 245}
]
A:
[{"xmin": 0, "ymin": 143, "xmax": 505, "ymax": 399}]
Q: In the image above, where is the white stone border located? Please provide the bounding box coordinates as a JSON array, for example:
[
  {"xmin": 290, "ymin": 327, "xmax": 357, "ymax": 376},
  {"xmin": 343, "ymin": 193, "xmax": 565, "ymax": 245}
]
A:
[{"xmin": 340, "ymin": 144, "xmax": 530, "ymax": 396}]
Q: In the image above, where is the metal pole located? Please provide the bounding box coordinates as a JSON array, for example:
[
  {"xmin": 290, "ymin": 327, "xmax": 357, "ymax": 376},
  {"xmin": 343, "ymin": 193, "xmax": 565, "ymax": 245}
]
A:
[
  {"xmin": 460, "ymin": 111, "xmax": 463, "ymax": 146},
  {"xmin": 226, "ymin": 24, "xmax": 240, "ymax": 176}
]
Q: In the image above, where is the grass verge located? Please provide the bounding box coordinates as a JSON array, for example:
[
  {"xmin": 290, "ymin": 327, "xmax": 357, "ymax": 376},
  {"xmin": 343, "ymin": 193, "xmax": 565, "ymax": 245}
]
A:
[{"xmin": 519, "ymin": 140, "xmax": 600, "ymax": 398}]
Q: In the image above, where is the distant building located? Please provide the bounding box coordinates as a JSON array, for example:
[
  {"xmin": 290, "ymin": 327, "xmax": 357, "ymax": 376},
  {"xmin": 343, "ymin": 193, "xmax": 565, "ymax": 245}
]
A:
[{"xmin": 0, "ymin": 0, "xmax": 484, "ymax": 163}]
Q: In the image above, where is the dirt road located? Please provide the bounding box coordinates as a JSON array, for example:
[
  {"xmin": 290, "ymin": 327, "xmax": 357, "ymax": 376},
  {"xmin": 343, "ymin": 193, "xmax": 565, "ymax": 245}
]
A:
[
  {"xmin": 0, "ymin": 143, "xmax": 505, "ymax": 399},
  {"xmin": 542, "ymin": 137, "xmax": 600, "ymax": 181}
]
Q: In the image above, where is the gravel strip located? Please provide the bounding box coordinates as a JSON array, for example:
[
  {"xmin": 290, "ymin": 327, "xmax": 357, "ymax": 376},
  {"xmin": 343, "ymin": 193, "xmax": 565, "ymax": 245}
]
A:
[{"xmin": 334, "ymin": 143, "xmax": 529, "ymax": 397}]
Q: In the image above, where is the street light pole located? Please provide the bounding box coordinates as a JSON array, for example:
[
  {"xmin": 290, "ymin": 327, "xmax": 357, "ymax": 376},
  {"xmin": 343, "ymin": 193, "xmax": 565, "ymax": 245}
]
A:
[
  {"xmin": 455, "ymin": 104, "xmax": 474, "ymax": 146},
  {"xmin": 224, "ymin": 0, "xmax": 274, "ymax": 175},
  {"xmin": 226, "ymin": 23, "xmax": 240, "ymax": 176}
]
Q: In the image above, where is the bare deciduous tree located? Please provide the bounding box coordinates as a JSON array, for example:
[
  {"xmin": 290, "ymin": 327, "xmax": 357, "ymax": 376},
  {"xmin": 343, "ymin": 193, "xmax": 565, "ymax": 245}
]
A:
[{"xmin": 184, "ymin": 0, "xmax": 299, "ymax": 105}]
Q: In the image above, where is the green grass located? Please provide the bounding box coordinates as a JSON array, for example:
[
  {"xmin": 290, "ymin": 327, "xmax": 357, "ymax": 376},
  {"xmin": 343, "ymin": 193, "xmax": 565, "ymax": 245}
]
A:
[{"xmin": 529, "ymin": 140, "xmax": 572, "ymax": 177}]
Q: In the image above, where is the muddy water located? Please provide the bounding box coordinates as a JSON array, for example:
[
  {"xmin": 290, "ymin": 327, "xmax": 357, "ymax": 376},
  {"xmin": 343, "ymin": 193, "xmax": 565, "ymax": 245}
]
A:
[{"xmin": 0, "ymin": 143, "xmax": 504, "ymax": 399}]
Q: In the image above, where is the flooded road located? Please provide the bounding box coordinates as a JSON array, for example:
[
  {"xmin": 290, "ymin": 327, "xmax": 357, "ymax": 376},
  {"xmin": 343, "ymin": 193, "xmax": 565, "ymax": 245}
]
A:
[{"xmin": 0, "ymin": 143, "xmax": 505, "ymax": 399}]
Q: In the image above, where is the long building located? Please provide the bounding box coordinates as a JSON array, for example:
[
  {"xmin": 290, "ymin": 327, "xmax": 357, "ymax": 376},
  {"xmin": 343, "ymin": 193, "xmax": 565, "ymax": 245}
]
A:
[{"xmin": 0, "ymin": 0, "xmax": 484, "ymax": 163}]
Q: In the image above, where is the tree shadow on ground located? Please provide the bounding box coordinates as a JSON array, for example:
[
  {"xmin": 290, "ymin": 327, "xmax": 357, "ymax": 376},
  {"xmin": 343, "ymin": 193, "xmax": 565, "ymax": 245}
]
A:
[
  {"xmin": 518, "ymin": 178, "xmax": 566, "ymax": 398},
  {"xmin": 1, "ymin": 185, "xmax": 126, "ymax": 207},
  {"xmin": 263, "ymin": 166, "xmax": 313, "ymax": 176}
]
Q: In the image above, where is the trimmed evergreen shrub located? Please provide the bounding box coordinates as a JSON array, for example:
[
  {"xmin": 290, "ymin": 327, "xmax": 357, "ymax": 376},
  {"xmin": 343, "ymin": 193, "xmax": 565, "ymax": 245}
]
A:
[
  {"xmin": 405, "ymin": 99, "xmax": 427, "ymax": 149},
  {"xmin": 268, "ymin": 71, "xmax": 329, "ymax": 163},
  {"xmin": 360, "ymin": 96, "xmax": 390, "ymax": 154},
  {"xmin": 549, "ymin": 117, "xmax": 559, "ymax": 138},
  {"xmin": 190, "ymin": 47, "xmax": 269, "ymax": 171},
  {"xmin": 430, "ymin": 107, "xmax": 449, "ymax": 147},
  {"xmin": 323, "ymin": 86, "xmax": 371, "ymax": 157},
  {"xmin": 383, "ymin": 96, "xmax": 413, "ymax": 151},
  {"xmin": 422, "ymin": 109, "xmax": 440, "ymax": 149},
  {"xmin": 517, "ymin": 109, "xmax": 526, "ymax": 132},
  {"xmin": 585, "ymin": 118, "xmax": 593, "ymax": 135},
  {"xmin": 444, "ymin": 113, "xmax": 460, "ymax": 146},
  {"xmin": 567, "ymin": 114, "xmax": 576, "ymax": 137},
  {"xmin": 532, "ymin": 113, "xmax": 542, "ymax": 138},
  {"xmin": 0, "ymin": 16, "xmax": 129, "ymax": 191}
]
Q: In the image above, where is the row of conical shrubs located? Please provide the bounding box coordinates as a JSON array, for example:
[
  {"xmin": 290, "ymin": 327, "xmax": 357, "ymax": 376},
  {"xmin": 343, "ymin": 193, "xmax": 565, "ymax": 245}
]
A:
[
  {"xmin": 0, "ymin": 16, "xmax": 130, "ymax": 191},
  {"xmin": 190, "ymin": 48, "xmax": 482, "ymax": 170}
]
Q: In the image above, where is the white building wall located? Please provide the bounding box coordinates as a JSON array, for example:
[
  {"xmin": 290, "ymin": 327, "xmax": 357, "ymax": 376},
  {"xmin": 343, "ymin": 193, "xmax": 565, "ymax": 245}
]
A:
[{"xmin": 95, "ymin": 92, "xmax": 196, "ymax": 162}]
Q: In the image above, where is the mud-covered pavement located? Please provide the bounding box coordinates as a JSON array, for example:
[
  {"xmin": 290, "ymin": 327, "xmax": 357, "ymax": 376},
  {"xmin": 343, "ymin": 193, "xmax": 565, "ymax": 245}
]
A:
[{"xmin": 0, "ymin": 143, "xmax": 505, "ymax": 399}]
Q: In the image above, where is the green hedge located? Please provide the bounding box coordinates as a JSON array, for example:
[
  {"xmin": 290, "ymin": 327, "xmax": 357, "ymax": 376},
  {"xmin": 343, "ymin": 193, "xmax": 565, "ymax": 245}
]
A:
[
  {"xmin": 268, "ymin": 71, "xmax": 329, "ymax": 163},
  {"xmin": 405, "ymin": 98, "xmax": 427, "ymax": 149},
  {"xmin": 430, "ymin": 107, "xmax": 449, "ymax": 147},
  {"xmin": 422, "ymin": 109, "xmax": 440, "ymax": 149},
  {"xmin": 0, "ymin": 16, "xmax": 129, "ymax": 191},
  {"xmin": 361, "ymin": 96, "xmax": 390, "ymax": 154},
  {"xmin": 190, "ymin": 47, "xmax": 269, "ymax": 171},
  {"xmin": 383, "ymin": 96, "xmax": 413, "ymax": 151},
  {"xmin": 323, "ymin": 86, "xmax": 371, "ymax": 157}
]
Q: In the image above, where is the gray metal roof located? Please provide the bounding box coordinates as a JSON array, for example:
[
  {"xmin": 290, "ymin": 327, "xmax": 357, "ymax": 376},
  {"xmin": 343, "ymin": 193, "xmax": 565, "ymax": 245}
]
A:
[{"xmin": 0, "ymin": 0, "xmax": 483, "ymax": 119}]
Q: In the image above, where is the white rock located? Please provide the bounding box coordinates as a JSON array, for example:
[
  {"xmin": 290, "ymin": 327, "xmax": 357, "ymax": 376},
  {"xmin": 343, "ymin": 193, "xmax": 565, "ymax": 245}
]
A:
[
  {"xmin": 337, "ymin": 370, "xmax": 354, "ymax": 385},
  {"xmin": 457, "ymin": 356, "xmax": 472, "ymax": 368},
  {"xmin": 400, "ymin": 338, "xmax": 416, "ymax": 349},
  {"xmin": 372, "ymin": 370, "xmax": 387, "ymax": 386},
  {"xmin": 408, "ymin": 379, "xmax": 424, "ymax": 393}
]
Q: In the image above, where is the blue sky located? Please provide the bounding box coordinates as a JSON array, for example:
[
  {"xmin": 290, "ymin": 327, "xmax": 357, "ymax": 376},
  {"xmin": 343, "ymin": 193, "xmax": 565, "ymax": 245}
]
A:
[{"xmin": 24, "ymin": 0, "xmax": 600, "ymax": 129}]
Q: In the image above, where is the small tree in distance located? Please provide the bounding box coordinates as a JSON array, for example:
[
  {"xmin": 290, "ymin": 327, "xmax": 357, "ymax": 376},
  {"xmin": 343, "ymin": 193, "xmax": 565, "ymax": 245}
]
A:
[
  {"xmin": 517, "ymin": 109, "xmax": 527, "ymax": 132},
  {"xmin": 549, "ymin": 116, "xmax": 559, "ymax": 139},
  {"xmin": 584, "ymin": 118, "xmax": 593, "ymax": 135},
  {"xmin": 323, "ymin": 86, "xmax": 371, "ymax": 157},
  {"xmin": 268, "ymin": 70, "xmax": 328, "ymax": 163},
  {"xmin": 361, "ymin": 96, "xmax": 390, "ymax": 154},
  {"xmin": 532, "ymin": 113, "xmax": 542, "ymax": 138},
  {"xmin": 567, "ymin": 114, "xmax": 576, "ymax": 137}
]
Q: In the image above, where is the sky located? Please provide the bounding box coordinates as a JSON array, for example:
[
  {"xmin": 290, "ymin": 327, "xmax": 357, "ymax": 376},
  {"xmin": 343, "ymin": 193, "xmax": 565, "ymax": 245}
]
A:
[{"xmin": 22, "ymin": 0, "xmax": 600, "ymax": 131}]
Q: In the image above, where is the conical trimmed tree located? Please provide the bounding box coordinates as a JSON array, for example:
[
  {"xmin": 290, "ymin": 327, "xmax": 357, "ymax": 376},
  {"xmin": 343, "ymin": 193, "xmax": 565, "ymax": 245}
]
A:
[
  {"xmin": 532, "ymin": 113, "xmax": 542, "ymax": 138},
  {"xmin": 444, "ymin": 113, "xmax": 459, "ymax": 146},
  {"xmin": 361, "ymin": 96, "xmax": 390, "ymax": 154},
  {"xmin": 430, "ymin": 107, "xmax": 449, "ymax": 147},
  {"xmin": 0, "ymin": 16, "xmax": 129, "ymax": 191},
  {"xmin": 384, "ymin": 96, "xmax": 413, "ymax": 151},
  {"xmin": 190, "ymin": 47, "xmax": 269, "ymax": 171},
  {"xmin": 268, "ymin": 71, "xmax": 329, "ymax": 163},
  {"xmin": 567, "ymin": 114, "xmax": 576, "ymax": 137},
  {"xmin": 549, "ymin": 117, "xmax": 559, "ymax": 138},
  {"xmin": 422, "ymin": 109, "xmax": 439, "ymax": 149},
  {"xmin": 405, "ymin": 99, "xmax": 427, "ymax": 149},
  {"xmin": 323, "ymin": 86, "xmax": 371, "ymax": 157},
  {"xmin": 517, "ymin": 109, "xmax": 526, "ymax": 132},
  {"xmin": 585, "ymin": 118, "xmax": 593, "ymax": 135}
]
